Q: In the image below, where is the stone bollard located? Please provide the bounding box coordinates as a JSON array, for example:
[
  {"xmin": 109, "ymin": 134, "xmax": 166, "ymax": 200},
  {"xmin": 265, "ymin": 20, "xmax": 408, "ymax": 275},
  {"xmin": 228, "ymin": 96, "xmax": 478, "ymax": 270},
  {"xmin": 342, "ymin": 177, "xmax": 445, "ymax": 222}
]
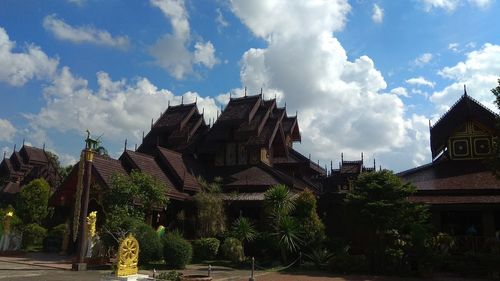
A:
[
  {"xmin": 248, "ymin": 257, "xmax": 255, "ymax": 281},
  {"xmin": 208, "ymin": 264, "xmax": 212, "ymax": 277}
]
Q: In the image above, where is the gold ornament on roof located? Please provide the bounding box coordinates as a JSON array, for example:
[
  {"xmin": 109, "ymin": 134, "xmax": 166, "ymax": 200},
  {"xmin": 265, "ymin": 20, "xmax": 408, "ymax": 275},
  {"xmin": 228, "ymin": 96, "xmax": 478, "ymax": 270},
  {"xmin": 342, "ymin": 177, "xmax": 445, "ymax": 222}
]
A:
[{"xmin": 116, "ymin": 233, "xmax": 139, "ymax": 277}]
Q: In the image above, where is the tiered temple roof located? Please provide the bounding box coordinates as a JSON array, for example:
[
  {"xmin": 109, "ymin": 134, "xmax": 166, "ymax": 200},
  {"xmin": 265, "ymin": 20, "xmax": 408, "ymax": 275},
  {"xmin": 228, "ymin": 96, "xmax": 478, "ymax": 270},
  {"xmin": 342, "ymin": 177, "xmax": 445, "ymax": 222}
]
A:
[
  {"xmin": 0, "ymin": 145, "xmax": 61, "ymax": 196},
  {"xmin": 52, "ymin": 94, "xmax": 324, "ymax": 207}
]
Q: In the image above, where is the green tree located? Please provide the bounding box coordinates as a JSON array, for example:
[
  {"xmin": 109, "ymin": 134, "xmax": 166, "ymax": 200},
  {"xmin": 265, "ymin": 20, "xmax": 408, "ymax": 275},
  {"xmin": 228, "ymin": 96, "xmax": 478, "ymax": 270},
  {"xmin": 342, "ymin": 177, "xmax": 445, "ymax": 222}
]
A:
[
  {"xmin": 105, "ymin": 170, "xmax": 168, "ymax": 218},
  {"xmin": 231, "ymin": 216, "xmax": 256, "ymax": 244},
  {"xmin": 293, "ymin": 189, "xmax": 326, "ymax": 250},
  {"xmin": 489, "ymin": 79, "xmax": 500, "ymax": 178},
  {"xmin": 16, "ymin": 178, "xmax": 51, "ymax": 224},
  {"xmin": 45, "ymin": 151, "xmax": 73, "ymax": 182},
  {"xmin": 345, "ymin": 170, "xmax": 430, "ymax": 273},
  {"xmin": 264, "ymin": 184, "xmax": 296, "ymax": 222},
  {"xmin": 193, "ymin": 177, "xmax": 226, "ymax": 237}
]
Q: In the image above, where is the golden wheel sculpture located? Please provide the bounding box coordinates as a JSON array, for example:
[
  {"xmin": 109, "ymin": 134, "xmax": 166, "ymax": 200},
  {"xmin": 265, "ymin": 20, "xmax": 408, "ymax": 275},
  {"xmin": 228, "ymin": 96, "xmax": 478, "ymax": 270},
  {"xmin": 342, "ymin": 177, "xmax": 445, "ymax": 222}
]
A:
[{"xmin": 116, "ymin": 234, "xmax": 139, "ymax": 277}]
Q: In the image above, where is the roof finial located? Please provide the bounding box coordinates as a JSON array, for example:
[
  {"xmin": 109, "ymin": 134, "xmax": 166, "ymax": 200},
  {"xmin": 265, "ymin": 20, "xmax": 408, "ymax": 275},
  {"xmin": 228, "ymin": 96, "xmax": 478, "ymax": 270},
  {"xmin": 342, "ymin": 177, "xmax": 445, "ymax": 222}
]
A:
[
  {"xmin": 168, "ymin": 100, "xmax": 170, "ymax": 107},
  {"xmin": 230, "ymin": 91, "xmax": 232, "ymax": 99},
  {"xmin": 202, "ymin": 107, "xmax": 205, "ymax": 115},
  {"xmin": 181, "ymin": 95, "xmax": 184, "ymax": 104},
  {"xmin": 331, "ymin": 160, "xmax": 333, "ymax": 170},
  {"xmin": 22, "ymin": 138, "xmax": 25, "ymax": 146},
  {"xmin": 361, "ymin": 152, "xmax": 364, "ymax": 161},
  {"xmin": 296, "ymin": 110, "xmax": 298, "ymax": 117},
  {"xmin": 135, "ymin": 143, "xmax": 137, "ymax": 151},
  {"xmin": 260, "ymin": 88, "xmax": 263, "ymax": 96},
  {"xmin": 341, "ymin": 152, "xmax": 344, "ymax": 162},
  {"xmin": 142, "ymin": 131, "xmax": 145, "ymax": 140},
  {"xmin": 244, "ymin": 87, "xmax": 247, "ymax": 97},
  {"xmin": 195, "ymin": 96, "xmax": 197, "ymax": 103},
  {"xmin": 3, "ymin": 151, "xmax": 5, "ymax": 159},
  {"xmin": 428, "ymin": 119, "xmax": 431, "ymax": 131},
  {"xmin": 308, "ymin": 153, "xmax": 311, "ymax": 160},
  {"xmin": 42, "ymin": 143, "xmax": 45, "ymax": 151},
  {"xmin": 13, "ymin": 144, "xmax": 16, "ymax": 152},
  {"xmin": 284, "ymin": 102, "xmax": 286, "ymax": 109},
  {"xmin": 464, "ymin": 84, "xmax": 467, "ymax": 96},
  {"xmin": 124, "ymin": 139, "xmax": 127, "ymax": 152},
  {"xmin": 151, "ymin": 118, "xmax": 154, "ymax": 129}
]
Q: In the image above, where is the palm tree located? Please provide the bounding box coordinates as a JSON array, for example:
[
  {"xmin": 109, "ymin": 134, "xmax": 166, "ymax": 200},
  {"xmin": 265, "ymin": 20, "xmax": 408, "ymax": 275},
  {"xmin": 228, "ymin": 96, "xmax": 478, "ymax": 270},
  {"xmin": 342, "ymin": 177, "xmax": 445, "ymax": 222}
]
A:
[
  {"xmin": 232, "ymin": 216, "xmax": 256, "ymax": 243},
  {"xmin": 264, "ymin": 184, "xmax": 296, "ymax": 222}
]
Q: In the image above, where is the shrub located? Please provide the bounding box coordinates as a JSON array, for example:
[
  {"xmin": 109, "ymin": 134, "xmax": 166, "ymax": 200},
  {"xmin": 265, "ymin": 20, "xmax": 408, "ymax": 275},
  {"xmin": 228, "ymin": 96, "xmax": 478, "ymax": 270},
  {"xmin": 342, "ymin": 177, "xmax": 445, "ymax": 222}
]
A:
[
  {"xmin": 193, "ymin": 238, "xmax": 220, "ymax": 261},
  {"xmin": 157, "ymin": 271, "xmax": 183, "ymax": 281},
  {"xmin": 133, "ymin": 222, "xmax": 163, "ymax": 265},
  {"xmin": 329, "ymin": 254, "xmax": 369, "ymax": 273},
  {"xmin": 22, "ymin": 223, "xmax": 47, "ymax": 249},
  {"xmin": 162, "ymin": 232, "xmax": 192, "ymax": 269},
  {"xmin": 43, "ymin": 224, "xmax": 67, "ymax": 252},
  {"xmin": 221, "ymin": 237, "xmax": 244, "ymax": 263},
  {"xmin": 16, "ymin": 179, "xmax": 50, "ymax": 224}
]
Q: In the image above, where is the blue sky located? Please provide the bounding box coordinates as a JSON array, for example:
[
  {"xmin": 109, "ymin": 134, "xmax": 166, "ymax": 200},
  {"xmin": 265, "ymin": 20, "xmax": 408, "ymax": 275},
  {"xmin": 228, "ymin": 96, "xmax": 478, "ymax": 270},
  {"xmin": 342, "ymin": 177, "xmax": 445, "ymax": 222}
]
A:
[{"xmin": 0, "ymin": 0, "xmax": 499, "ymax": 172}]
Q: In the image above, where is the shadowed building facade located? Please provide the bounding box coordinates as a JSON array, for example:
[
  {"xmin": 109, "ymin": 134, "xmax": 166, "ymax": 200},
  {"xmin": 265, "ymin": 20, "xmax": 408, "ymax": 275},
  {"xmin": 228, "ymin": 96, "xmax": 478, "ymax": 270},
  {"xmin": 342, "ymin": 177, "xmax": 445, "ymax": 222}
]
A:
[{"xmin": 398, "ymin": 93, "xmax": 500, "ymax": 237}]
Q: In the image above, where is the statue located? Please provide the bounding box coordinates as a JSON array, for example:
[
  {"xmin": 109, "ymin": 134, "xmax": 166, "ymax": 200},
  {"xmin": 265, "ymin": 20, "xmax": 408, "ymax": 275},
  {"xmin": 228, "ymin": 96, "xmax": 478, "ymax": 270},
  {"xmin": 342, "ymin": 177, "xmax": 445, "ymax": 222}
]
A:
[
  {"xmin": 116, "ymin": 234, "xmax": 139, "ymax": 277},
  {"xmin": 85, "ymin": 211, "xmax": 97, "ymax": 257},
  {"xmin": 0, "ymin": 211, "xmax": 20, "ymax": 251}
]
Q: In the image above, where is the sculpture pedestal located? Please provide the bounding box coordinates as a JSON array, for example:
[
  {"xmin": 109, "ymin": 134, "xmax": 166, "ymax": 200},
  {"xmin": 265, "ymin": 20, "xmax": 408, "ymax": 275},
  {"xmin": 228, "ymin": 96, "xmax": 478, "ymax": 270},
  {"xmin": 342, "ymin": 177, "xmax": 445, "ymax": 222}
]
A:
[{"xmin": 101, "ymin": 274, "xmax": 150, "ymax": 281}]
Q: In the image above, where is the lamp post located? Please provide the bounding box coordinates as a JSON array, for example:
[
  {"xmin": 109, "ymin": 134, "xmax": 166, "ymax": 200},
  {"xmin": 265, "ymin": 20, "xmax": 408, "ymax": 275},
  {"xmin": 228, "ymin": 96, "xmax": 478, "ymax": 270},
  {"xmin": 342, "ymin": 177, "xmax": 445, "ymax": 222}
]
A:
[{"xmin": 72, "ymin": 140, "xmax": 94, "ymax": 271}]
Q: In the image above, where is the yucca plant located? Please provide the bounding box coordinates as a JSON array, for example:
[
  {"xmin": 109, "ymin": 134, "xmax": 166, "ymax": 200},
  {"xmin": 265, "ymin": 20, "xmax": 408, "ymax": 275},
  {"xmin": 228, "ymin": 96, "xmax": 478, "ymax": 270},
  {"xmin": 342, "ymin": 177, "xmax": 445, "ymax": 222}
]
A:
[{"xmin": 232, "ymin": 216, "xmax": 256, "ymax": 243}]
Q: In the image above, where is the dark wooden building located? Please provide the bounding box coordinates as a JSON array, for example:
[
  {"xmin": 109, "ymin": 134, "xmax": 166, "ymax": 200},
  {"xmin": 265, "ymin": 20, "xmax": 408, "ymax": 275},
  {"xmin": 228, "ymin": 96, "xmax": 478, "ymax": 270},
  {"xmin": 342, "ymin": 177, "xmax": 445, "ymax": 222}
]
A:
[
  {"xmin": 399, "ymin": 93, "xmax": 500, "ymax": 237},
  {"xmin": 51, "ymin": 94, "xmax": 325, "ymax": 230},
  {"xmin": 0, "ymin": 144, "xmax": 62, "ymax": 204}
]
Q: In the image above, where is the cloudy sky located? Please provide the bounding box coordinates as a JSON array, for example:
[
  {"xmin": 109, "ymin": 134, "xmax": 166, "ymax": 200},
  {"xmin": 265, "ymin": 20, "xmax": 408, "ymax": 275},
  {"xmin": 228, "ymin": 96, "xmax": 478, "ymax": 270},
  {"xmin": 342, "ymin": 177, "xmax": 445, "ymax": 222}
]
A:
[{"xmin": 0, "ymin": 0, "xmax": 499, "ymax": 172}]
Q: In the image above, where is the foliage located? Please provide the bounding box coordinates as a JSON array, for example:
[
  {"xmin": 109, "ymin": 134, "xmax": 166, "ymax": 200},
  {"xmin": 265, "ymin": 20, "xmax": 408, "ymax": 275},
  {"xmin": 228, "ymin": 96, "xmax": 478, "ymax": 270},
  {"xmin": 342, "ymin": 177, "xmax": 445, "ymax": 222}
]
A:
[
  {"xmin": 162, "ymin": 232, "xmax": 192, "ymax": 269},
  {"xmin": 231, "ymin": 216, "xmax": 256, "ymax": 243},
  {"xmin": 106, "ymin": 170, "xmax": 168, "ymax": 218},
  {"xmin": 22, "ymin": 223, "xmax": 47, "ymax": 249},
  {"xmin": 157, "ymin": 271, "xmax": 183, "ymax": 281},
  {"xmin": 48, "ymin": 223, "xmax": 67, "ymax": 239},
  {"xmin": 193, "ymin": 177, "xmax": 226, "ymax": 237},
  {"xmin": 193, "ymin": 237, "xmax": 220, "ymax": 261},
  {"xmin": 489, "ymin": 79, "xmax": 500, "ymax": 177},
  {"xmin": 16, "ymin": 178, "xmax": 51, "ymax": 224},
  {"xmin": 45, "ymin": 151, "xmax": 73, "ymax": 181},
  {"xmin": 329, "ymin": 254, "xmax": 369, "ymax": 273},
  {"xmin": 345, "ymin": 170, "xmax": 431, "ymax": 273},
  {"xmin": 0, "ymin": 206, "xmax": 22, "ymax": 233},
  {"xmin": 293, "ymin": 189, "xmax": 326, "ymax": 249},
  {"xmin": 264, "ymin": 184, "xmax": 295, "ymax": 221},
  {"xmin": 273, "ymin": 216, "xmax": 303, "ymax": 254},
  {"xmin": 133, "ymin": 222, "xmax": 163, "ymax": 265},
  {"xmin": 304, "ymin": 248, "xmax": 334, "ymax": 269},
  {"xmin": 221, "ymin": 237, "xmax": 244, "ymax": 263},
  {"xmin": 101, "ymin": 213, "xmax": 143, "ymax": 253}
]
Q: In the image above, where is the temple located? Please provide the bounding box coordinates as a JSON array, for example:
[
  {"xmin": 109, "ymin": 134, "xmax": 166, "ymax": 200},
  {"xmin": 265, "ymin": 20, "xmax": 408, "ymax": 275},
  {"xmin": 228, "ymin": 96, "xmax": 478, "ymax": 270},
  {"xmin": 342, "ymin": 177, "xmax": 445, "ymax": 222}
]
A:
[
  {"xmin": 398, "ymin": 92, "xmax": 500, "ymax": 237},
  {"xmin": 51, "ymin": 94, "xmax": 325, "ymax": 231},
  {"xmin": 0, "ymin": 144, "xmax": 62, "ymax": 203}
]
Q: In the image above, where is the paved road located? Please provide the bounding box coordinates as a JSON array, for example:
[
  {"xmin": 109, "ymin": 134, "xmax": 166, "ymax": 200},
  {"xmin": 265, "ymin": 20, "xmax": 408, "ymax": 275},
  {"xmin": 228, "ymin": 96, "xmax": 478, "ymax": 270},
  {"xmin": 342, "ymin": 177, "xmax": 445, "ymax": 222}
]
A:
[{"xmin": 0, "ymin": 260, "xmax": 107, "ymax": 281}]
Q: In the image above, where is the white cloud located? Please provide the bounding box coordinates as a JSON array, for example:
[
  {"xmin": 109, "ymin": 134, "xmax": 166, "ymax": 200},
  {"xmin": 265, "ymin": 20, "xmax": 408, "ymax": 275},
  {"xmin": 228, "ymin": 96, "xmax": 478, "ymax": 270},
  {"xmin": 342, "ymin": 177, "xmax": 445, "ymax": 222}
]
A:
[
  {"xmin": 67, "ymin": 0, "xmax": 85, "ymax": 6},
  {"xmin": 0, "ymin": 119, "xmax": 16, "ymax": 142},
  {"xmin": 413, "ymin": 53, "xmax": 433, "ymax": 67},
  {"xmin": 372, "ymin": 4, "xmax": 384, "ymax": 23},
  {"xmin": 419, "ymin": 0, "xmax": 494, "ymax": 11},
  {"xmin": 431, "ymin": 43, "xmax": 500, "ymax": 112},
  {"xmin": 150, "ymin": 0, "xmax": 219, "ymax": 79},
  {"xmin": 193, "ymin": 41, "xmax": 219, "ymax": 68},
  {"xmin": 0, "ymin": 27, "xmax": 58, "ymax": 87},
  {"xmin": 448, "ymin": 42, "xmax": 460, "ymax": 52},
  {"xmin": 43, "ymin": 14, "xmax": 130, "ymax": 50},
  {"xmin": 26, "ymin": 67, "xmax": 220, "ymax": 147},
  {"xmin": 390, "ymin": 87, "xmax": 409, "ymax": 97},
  {"xmin": 229, "ymin": 0, "xmax": 427, "ymax": 170},
  {"xmin": 216, "ymin": 8, "xmax": 229, "ymax": 32},
  {"xmin": 406, "ymin": 76, "xmax": 436, "ymax": 88}
]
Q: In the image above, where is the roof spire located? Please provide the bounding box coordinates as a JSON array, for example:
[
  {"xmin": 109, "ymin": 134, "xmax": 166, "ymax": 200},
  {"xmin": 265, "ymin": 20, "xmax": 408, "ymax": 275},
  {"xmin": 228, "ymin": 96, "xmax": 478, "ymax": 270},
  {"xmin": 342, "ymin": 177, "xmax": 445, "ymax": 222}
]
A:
[
  {"xmin": 42, "ymin": 143, "xmax": 45, "ymax": 151},
  {"xmin": 230, "ymin": 92, "xmax": 232, "ymax": 99},
  {"xmin": 22, "ymin": 138, "xmax": 25, "ymax": 146},
  {"xmin": 181, "ymin": 95, "xmax": 184, "ymax": 104},
  {"xmin": 341, "ymin": 152, "xmax": 344, "ymax": 162},
  {"xmin": 428, "ymin": 119, "xmax": 431, "ymax": 131},
  {"xmin": 135, "ymin": 143, "xmax": 137, "ymax": 151},
  {"xmin": 202, "ymin": 107, "xmax": 205, "ymax": 115},
  {"xmin": 244, "ymin": 86, "xmax": 247, "ymax": 97},
  {"xmin": 373, "ymin": 158, "xmax": 376, "ymax": 169},
  {"xmin": 361, "ymin": 152, "xmax": 364, "ymax": 161},
  {"xmin": 331, "ymin": 160, "xmax": 333, "ymax": 170},
  {"xmin": 464, "ymin": 84, "xmax": 467, "ymax": 96},
  {"xmin": 13, "ymin": 144, "xmax": 16, "ymax": 152},
  {"xmin": 124, "ymin": 139, "xmax": 127, "ymax": 152},
  {"xmin": 260, "ymin": 88, "xmax": 263, "ymax": 96},
  {"xmin": 3, "ymin": 151, "xmax": 5, "ymax": 159},
  {"xmin": 168, "ymin": 100, "xmax": 170, "ymax": 107},
  {"xmin": 142, "ymin": 131, "xmax": 145, "ymax": 140},
  {"xmin": 195, "ymin": 96, "xmax": 197, "ymax": 103},
  {"xmin": 284, "ymin": 102, "xmax": 286, "ymax": 109},
  {"xmin": 151, "ymin": 118, "xmax": 153, "ymax": 129},
  {"xmin": 308, "ymin": 153, "xmax": 311, "ymax": 160}
]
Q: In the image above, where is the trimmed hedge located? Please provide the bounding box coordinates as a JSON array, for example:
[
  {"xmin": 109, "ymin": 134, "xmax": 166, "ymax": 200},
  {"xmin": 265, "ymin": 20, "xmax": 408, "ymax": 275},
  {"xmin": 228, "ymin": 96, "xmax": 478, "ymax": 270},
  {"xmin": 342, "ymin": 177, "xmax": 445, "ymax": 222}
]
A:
[
  {"xmin": 193, "ymin": 238, "xmax": 220, "ymax": 261},
  {"xmin": 162, "ymin": 233, "xmax": 192, "ymax": 269},
  {"xmin": 221, "ymin": 237, "xmax": 244, "ymax": 263}
]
